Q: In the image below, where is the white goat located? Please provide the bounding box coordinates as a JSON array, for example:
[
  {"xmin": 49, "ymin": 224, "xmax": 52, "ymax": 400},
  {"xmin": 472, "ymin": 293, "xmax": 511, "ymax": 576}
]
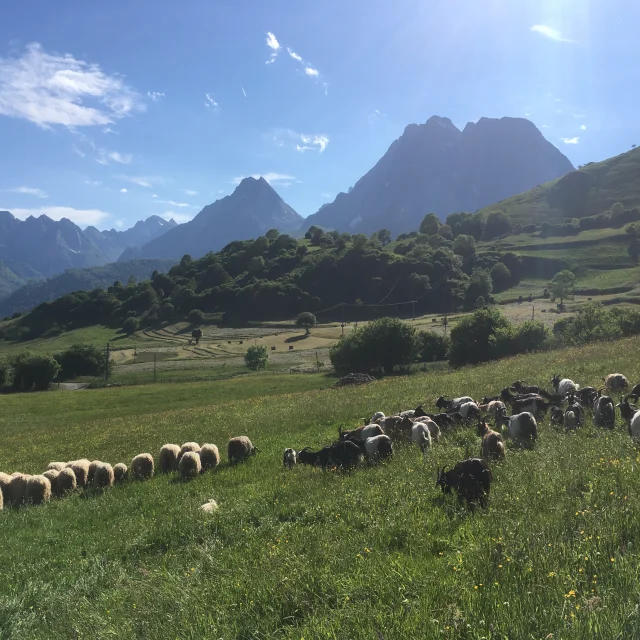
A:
[
  {"xmin": 552, "ymin": 374, "xmax": 579, "ymax": 395},
  {"xmin": 411, "ymin": 422, "xmax": 433, "ymax": 460},
  {"xmin": 362, "ymin": 435, "xmax": 393, "ymax": 462}
]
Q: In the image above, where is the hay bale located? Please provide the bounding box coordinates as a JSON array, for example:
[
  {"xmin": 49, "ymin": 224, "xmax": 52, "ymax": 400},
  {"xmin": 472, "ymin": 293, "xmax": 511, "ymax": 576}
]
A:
[
  {"xmin": 94, "ymin": 463, "xmax": 115, "ymax": 489},
  {"xmin": 56, "ymin": 467, "xmax": 77, "ymax": 496},
  {"xmin": 26, "ymin": 475, "xmax": 51, "ymax": 505},
  {"xmin": 178, "ymin": 451, "xmax": 201, "ymax": 479},
  {"xmin": 199, "ymin": 444, "xmax": 220, "ymax": 471},
  {"xmin": 131, "ymin": 454, "xmax": 154, "ymax": 479},
  {"xmin": 158, "ymin": 444, "xmax": 181, "ymax": 473},
  {"xmin": 113, "ymin": 463, "xmax": 128, "ymax": 483}
]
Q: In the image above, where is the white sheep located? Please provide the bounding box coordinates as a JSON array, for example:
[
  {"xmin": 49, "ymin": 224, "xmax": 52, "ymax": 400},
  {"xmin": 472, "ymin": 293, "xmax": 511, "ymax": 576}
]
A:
[
  {"xmin": 158, "ymin": 444, "xmax": 181, "ymax": 473},
  {"xmin": 411, "ymin": 422, "xmax": 433, "ymax": 460},
  {"xmin": 56, "ymin": 467, "xmax": 77, "ymax": 496},
  {"xmin": 179, "ymin": 451, "xmax": 201, "ymax": 479},
  {"xmin": 199, "ymin": 444, "xmax": 221, "ymax": 471},
  {"xmin": 9, "ymin": 474, "xmax": 29, "ymax": 507},
  {"xmin": 94, "ymin": 463, "xmax": 115, "ymax": 489},
  {"xmin": 87, "ymin": 460, "xmax": 103, "ymax": 484},
  {"xmin": 131, "ymin": 453, "xmax": 154, "ymax": 479},
  {"xmin": 113, "ymin": 463, "xmax": 128, "ymax": 483},
  {"xmin": 283, "ymin": 448, "xmax": 297, "ymax": 469},
  {"xmin": 43, "ymin": 469, "xmax": 60, "ymax": 487},
  {"xmin": 179, "ymin": 442, "xmax": 201, "ymax": 460},
  {"xmin": 0, "ymin": 472, "xmax": 13, "ymax": 505},
  {"xmin": 200, "ymin": 499, "xmax": 219, "ymax": 514},
  {"xmin": 47, "ymin": 462, "xmax": 67, "ymax": 472},
  {"xmin": 68, "ymin": 459, "xmax": 90, "ymax": 487},
  {"xmin": 26, "ymin": 475, "xmax": 51, "ymax": 505}
]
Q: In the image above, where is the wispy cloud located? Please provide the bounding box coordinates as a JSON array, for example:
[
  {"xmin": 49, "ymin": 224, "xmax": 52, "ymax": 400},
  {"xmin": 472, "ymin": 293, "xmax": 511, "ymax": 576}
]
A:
[
  {"xmin": 321, "ymin": 192, "xmax": 333, "ymax": 199},
  {"xmin": 0, "ymin": 43, "xmax": 144, "ymax": 128},
  {"xmin": 304, "ymin": 67, "xmax": 319, "ymax": 77},
  {"xmin": 147, "ymin": 91, "xmax": 165, "ymax": 102},
  {"xmin": 531, "ymin": 25, "xmax": 576, "ymax": 43},
  {"xmin": 561, "ymin": 137, "xmax": 580, "ymax": 144},
  {"xmin": 151, "ymin": 193, "xmax": 158, "ymax": 198},
  {"xmin": 204, "ymin": 93, "xmax": 220, "ymax": 112},
  {"xmin": 156, "ymin": 200, "xmax": 190, "ymax": 208},
  {"xmin": 114, "ymin": 219, "xmax": 125, "ymax": 229},
  {"xmin": 232, "ymin": 173, "xmax": 295, "ymax": 186},
  {"xmin": 297, "ymin": 134, "xmax": 329, "ymax": 153},
  {"xmin": 368, "ymin": 109, "xmax": 386, "ymax": 124},
  {"xmin": 265, "ymin": 32, "xmax": 280, "ymax": 64},
  {"xmin": 580, "ymin": 124, "xmax": 587, "ymax": 131},
  {"xmin": 96, "ymin": 149, "xmax": 132, "ymax": 165},
  {"xmin": 117, "ymin": 175, "xmax": 157, "ymax": 188},
  {"xmin": 287, "ymin": 47, "xmax": 303, "ymax": 63},
  {"xmin": 1, "ymin": 205, "xmax": 110, "ymax": 226},
  {"xmin": 159, "ymin": 211, "xmax": 193, "ymax": 224},
  {"xmin": 240, "ymin": 85, "xmax": 247, "ymax": 98},
  {"xmin": 7, "ymin": 186, "xmax": 48, "ymax": 198},
  {"xmin": 84, "ymin": 180, "xmax": 101, "ymax": 186},
  {"xmin": 184, "ymin": 189, "xmax": 198, "ymax": 196},
  {"xmin": 120, "ymin": 188, "xmax": 128, "ymax": 193},
  {"xmin": 271, "ymin": 128, "xmax": 330, "ymax": 153}
]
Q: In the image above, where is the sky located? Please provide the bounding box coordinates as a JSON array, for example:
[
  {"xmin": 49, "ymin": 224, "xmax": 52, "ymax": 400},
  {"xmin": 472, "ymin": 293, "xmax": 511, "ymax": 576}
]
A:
[{"xmin": 0, "ymin": 0, "xmax": 639, "ymax": 231}]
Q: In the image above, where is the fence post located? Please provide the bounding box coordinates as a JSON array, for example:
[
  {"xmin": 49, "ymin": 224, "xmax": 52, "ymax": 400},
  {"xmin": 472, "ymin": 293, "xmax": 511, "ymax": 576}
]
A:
[
  {"xmin": 105, "ymin": 343, "xmax": 110, "ymax": 383},
  {"xmin": 154, "ymin": 352, "xmax": 157, "ymax": 383}
]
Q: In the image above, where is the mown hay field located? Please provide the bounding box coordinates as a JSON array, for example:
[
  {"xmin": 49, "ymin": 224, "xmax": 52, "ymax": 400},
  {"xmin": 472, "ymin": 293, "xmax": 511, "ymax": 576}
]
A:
[{"xmin": 2, "ymin": 339, "xmax": 640, "ymax": 638}]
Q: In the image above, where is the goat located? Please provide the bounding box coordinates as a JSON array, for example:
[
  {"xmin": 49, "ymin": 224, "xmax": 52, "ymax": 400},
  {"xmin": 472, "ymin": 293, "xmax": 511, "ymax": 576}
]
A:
[
  {"xmin": 552, "ymin": 374, "xmax": 579, "ymax": 395},
  {"xmin": 411, "ymin": 422, "xmax": 433, "ymax": 460},
  {"xmin": 511, "ymin": 381, "xmax": 544, "ymax": 395},
  {"xmin": 362, "ymin": 435, "xmax": 393, "ymax": 462},
  {"xmin": 604, "ymin": 373, "xmax": 629, "ymax": 394},
  {"xmin": 511, "ymin": 396, "xmax": 549, "ymax": 417},
  {"xmin": 339, "ymin": 424, "xmax": 384, "ymax": 442},
  {"xmin": 617, "ymin": 398, "xmax": 640, "ymax": 438},
  {"xmin": 496, "ymin": 408, "xmax": 537, "ymax": 442},
  {"xmin": 457, "ymin": 402, "xmax": 481, "ymax": 420},
  {"xmin": 627, "ymin": 383, "xmax": 640, "ymax": 402},
  {"xmin": 436, "ymin": 458, "xmax": 491, "ymax": 508},
  {"xmin": 329, "ymin": 440, "xmax": 363, "ymax": 470},
  {"xmin": 565, "ymin": 394, "xmax": 585, "ymax": 429},
  {"xmin": 283, "ymin": 448, "xmax": 297, "ymax": 469},
  {"xmin": 296, "ymin": 447, "xmax": 326, "ymax": 467},
  {"xmin": 594, "ymin": 396, "xmax": 615, "ymax": 430},
  {"xmin": 385, "ymin": 415, "xmax": 414, "ymax": 442},
  {"xmin": 478, "ymin": 400, "xmax": 507, "ymax": 420},
  {"xmin": 550, "ymin": 406, "xmax": 564, "ymax": 425},
  {"xmin": 477, "ymin": 420, "xmax": 505, "ymax": 461},
  {"xmin": 436, "ymin": 395, "xmax": 474, "ymax": 411},
  {"xmin": 429, "ymin": 413, "xmax": 456, "ymax": 429},
  {"xmin": 575, "ymin": 387, "xmax": 599, "ymax": 408}
]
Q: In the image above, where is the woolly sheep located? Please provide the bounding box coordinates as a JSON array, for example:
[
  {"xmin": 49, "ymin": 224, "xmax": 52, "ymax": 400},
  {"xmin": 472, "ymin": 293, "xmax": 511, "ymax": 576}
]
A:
[
  {"xmin": 56, "ymin": 467, "xmax": 77, "ymax": 496},
  {"xmin": 9, "ymin": 474, "xmax": 30, "ymax": 506},
  {"xmin": 43, "ymin": 469, "xmax": 60, "ymax": 487},
  {"xmin": 228, "ymin": 436, "xmax": 257, "ymax": 464},
  {"xmin": 0, "ymin": 484, "xmax": 2, "ymax": 510},
  {"xmin": 178, "ymin": 451, "xmax": 201, "ymax": 479},
  {"xmin": 370, "ymin": 411, "xmax": 385, "ymax": 423},
  {"xmin": 283, "ymin": 448, "xmax": 297, "ymax": 469},
  {"xmin": 131, "ymin": 453, "xmax": 154, "ymax": 479},
  {"xmin": 200, "ymin": 499, "xmax": 219, "ymax": 514},
  {"xmin": 0, "ymin": 472, "xmax": 12, "ymax": 505},
  {"xmin": 87, "ymin": 460, "xmax": 103, "ymax": 484},
  {"xmin": 68, "ymin": 459, "xmax": 90, "ymax": 487},
  {"xmin": 179, "ymin": 442, "xmax": 200, "ymax": 461},
  {"xmin": 604, "ymin": 373, "xmax": 629, "ymax": 393},
  {"xmin": 113, "ymin": 463, "xmax": 128, "ymax": 483},
  {"xmin": 26, "ymin": 475, "xmax": 51, "ymax": 505},
  {"xmin": 199, "ymin": 444, "xmax": 221, "ymax": 471},
  {"xmin": 47, "ymin": 462, "xmax": 66, "ymax": 472},
  {"xmin": 94, "ymin": 463, "xmax": 115, "ymax": 489},
  {"xmin": 158, "ymin": 444, "xmax": 181, "ymax": 473}
]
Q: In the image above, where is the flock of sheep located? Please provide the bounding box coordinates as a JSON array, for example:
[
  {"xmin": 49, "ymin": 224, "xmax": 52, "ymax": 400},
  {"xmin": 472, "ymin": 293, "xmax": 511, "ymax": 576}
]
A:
[
  {"xmin": 2, "ymin": 371, "xmax": 639, "ymax": 513},
  {"xmin": 0, "ymin": 436, "xmax": 257, "ymax": 511}
]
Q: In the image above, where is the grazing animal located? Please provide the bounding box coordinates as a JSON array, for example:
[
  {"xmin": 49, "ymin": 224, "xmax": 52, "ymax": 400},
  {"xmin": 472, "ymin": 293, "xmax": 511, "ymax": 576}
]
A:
[
  {"xmin": 564, "ymin": 410, "xmax": 577, "ymax": 431},
  {"xmin": 9, "ymin": 474, "xmax": 30, "ymax": 507},
  {"xmin": 411, "ymin": 422, "xmax": 433, "ymax": 460},
  {"xmin": 87, "ymin": 460, "xmax": 103, "ymax": 485},
  {"xmin": 386, "ymin": 415, "xmax": 415, "ymax": 442},
  {"xmin": 158, "ymin": 444, "xmax": 181, "ymax": 473},
  {"xmin": 362, "ymin": 435, "xmax": 393, "ymax": 462},
  {"xmin": 68, "ymin": 460, "xmax": 90, "ymax": 488},
  {"xmin": 627, "ymin": 383, "xmax": 640, "ymax": 402},
  {"xmin": 496, "ymin": 408, "xmax": 538, "ymax": 442},
  {"xmin": 179, "ymin": 451, "xmax": 202, "ymax": 479},
  {"xmin": 339, "ymin": 424, "xmax": 384, "ymax": 442},
  {"xmin": 604, "ymin": 373, "xmax": 629, "ymax": 393},
  {"xmin": 457, "ymin": 402, "xmax": 481, "ymax": 420},
  {"xmin": 0, "ymin": 472, "xmax": 12, "ymax": 505},
  {"xmin": 477, "ymin": 420, "xmax": 505, "ymax": 461},
  {"xmin": 26, "ymin": 475, "xmax": 51, "ymax": 505},
  {"xmin": 296, "ymin": 447, "xmax": 320, "ymax": 467},
  {"xmin": 478, "ymin": 400, "xmax": 506, "ymax": 420},
  {"xmin": 436, "ymin": 458, "xmax": 491, "ymax": 508},
  {"xmin": 227, "ymin": 436, "xmax": 258, "ymax": 464},
  {"xmin": 552, "ymin": 374, "xmax": 579, "ymax": 395},
  {"xmin": 47, "ymin": 462, "xmax": 66, "ymax": 472},
  {"xmin": 94, "ymin": 463, "xmax": 115, "ymax": 489},
  {"xmin": 56, "ymin": 467, "xmax": 77, "ymax": 495},
  {"xmin": 511, "ymin": 381, "xmax": 544, "ymax": 395},
  {"xmin": 200, "ymin": 499, "xmax": 219, "ymax": 514},
  {"xmin": 131, "ymin": 453, "xmax": 154, "ymax": 479},
  {"xmin": 511, "ymin": 396, "xmax": 549, "ymax": 417},
  {"xmin": 43, "ymin": 469, "xmax": 59, "ymax": 488},
  {"xmin": 576, "ymin": 387, "xmax": 599, "ymax": 408},
  {"xmin": 113, "ymin": 463, "xmax": 128, "ymax": 483},
  {"xmin": 178, "ymin": 442, "xmax": 200, "ymax": 462},
  {"xmin": 328, "ymin": 440, "xmax": 362, "ymax": 470},
  {"xmin": 429, "ymin": 413, "xmax": 456, "ymax": 429},
  {"xmin": 618, "ymin": 398, "xmax": 640, "ymax": 438},
  {"xmin": 436, "ymin": 396, "xmax": 475, "ymax": 411},
  {"xmin": 594, "ymin": 395, "xmax": 615, "ymax": 429},
  {"xmin": 199, "ymin": 444, "xmax": 221, "ymax": 471},
  {"xmin": 370, "ymin": 411, "xmax": 386, "ymax": 423},
  {"xmin": 283, "ymin": 448, "xmax": 297, "ymax": 469},
  {"xmin": 550, "ymin": 406, "xmax": 564, "ymax": 426}
]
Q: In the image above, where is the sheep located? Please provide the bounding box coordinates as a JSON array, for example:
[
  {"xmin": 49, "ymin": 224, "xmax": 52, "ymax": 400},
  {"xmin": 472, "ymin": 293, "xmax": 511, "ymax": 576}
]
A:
[
  {"xmin": 179, "ymin": 451, "xmax": 202, "ymax": 479},
  {"xmin": 0, "ymin": 485, "xmax": 2, "ymax": 510},
  {"xmin": 227, "ymin": 436, "xmax": 258, "ymax": 465},
  {"xmin": 594, "ymin": 395, "xmax": 616, "ymax": 429},
  {"xmin": 178, "ymin": 442, "xmax": 201, "ymax": 462},
  {"xmin": 477, "ymin": 421, "xmax": 505, "ymax": 461},
  {"xmin": 604, "ymin": 373, "xmax": 629, "ymax": 394},
  {"xmin": 496, "ymin": 408, "xmax": 538, "ymax": 442},
  {"xmin": 283, "ymin": 448, "xmax": 297, "ymax": 469},
  {"xmin": 362, "ymin": 435, "xmax": 393, "ymax": 462},
  {"xmin": 87, "ymin": 460, "xmax": 103, "ymax": 485},
  {"xmin": 94, "ymin": 463, "xmax": 115, "ymax": 489},
  {"xmin": 456, "ymin": 402, "xmax": 480, "ymax": 420},
  {"xmin": 113, "ymin": 463, "xmax": 128, "ymax": 483},
  {"xmin": 26, "ymin": 475, "xmax": 51, "ymax": 505},
  {"xmin": 411, "ymin": 422, "xmax": 433, "ymax": 460},
  {"xmin": 436, "ymin": 458, "xmax": 492, "ymax": 508},
  {"xmin": 158, "ymin": 444, "xmax": 181, "ymax": 473},
  {"xmin": 0, "ymin": 471, "xmax": 13, "ymax": 505},
  {"xmin": 551, "ymin": 374, "xmax": 579, "ymax": 395},
  {"xmin": 131, "ymin": 453, "xmax": 154, "ymax": 479},
  {"xmin": 339, "ymin": 424, "xmax": 384, "ymax": 442},
  {"xmin": 47, "ymin": 462, "xmax": 67, "ymax": 472},
  {"xmin": 199, "ymin": 444, "xmax": 221, "ymax": 471},
  {"xmin": 200, "ymin": 499, "xmax": 219, "ymax": 514},
  {"xmin": 43, "ymin": 469, "xmax": 60, "ymax": 487},
  {"xmin": 9, "ymin": 474, "xmax": 30, "ymax": 506},
  {"xmin": 55, "ymin": 467, "xmax": 77, "ymax": 496},
  {"xmin": 399, "ymin": 409, "xmax": 415, "ymax": 418},
  {"xmin": 479, "ymin": 400, "xmax": 507, "ymax": 420},
  {"xmin": 68, "ymin": 459, "xmax": 90, "ymax": 488}
]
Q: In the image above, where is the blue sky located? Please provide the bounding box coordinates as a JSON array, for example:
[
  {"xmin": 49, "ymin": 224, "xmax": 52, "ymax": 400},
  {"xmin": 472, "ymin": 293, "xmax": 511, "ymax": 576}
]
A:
[{"xmin": 0, "ymin": 0, "xmax": 638, "ymax": 230}]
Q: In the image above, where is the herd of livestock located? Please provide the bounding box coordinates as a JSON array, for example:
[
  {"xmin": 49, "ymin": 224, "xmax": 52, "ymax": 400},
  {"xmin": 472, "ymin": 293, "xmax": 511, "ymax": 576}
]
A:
[{"xmin": 2, "ymin": 372, "xmax": 640, "ymax": 512}]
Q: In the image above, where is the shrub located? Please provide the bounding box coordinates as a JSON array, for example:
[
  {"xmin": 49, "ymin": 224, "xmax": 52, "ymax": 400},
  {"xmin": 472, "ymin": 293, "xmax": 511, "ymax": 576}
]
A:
[
  {"xmin": 464, "ymin": 268, "xmax": 493, "ymax": 309},
  {"xmin": 448, "ymin": 307, "xmax": 510, "ymax": 367},
  {"xmin": 0, "ymin": 356, "xmax": 11, "ymax": 388},
  {"xmin": 553, "ymin": 303, "xmax": 635, "ymax": 346},
  {"xmin": 329, "ymin": 317, "xmax": 416, "ymax": 375},
  {"xmin": 188, "ymin": 309, "xmax": 206, "ymax": 325},
  {"xmin": 122, "ymin": 317, "xmax": 140, "ymax": 335},
  {"xmin": 416, "ymin": 331, "xmax": 450, "ymax": 362},
  {"xmin": 11, "ymin": 352, "xmax": 61, "ymax": 391},
  {"xmin": 295, "ymin": 312, "xmax": 317, "ymax": 335},
  {"xmin": 55, "ymin": 344, "xmax": 106, "ymax": 380},
  {"xmin": 245, "ymin": 345, "xmax": 269, "ymax": 371},
  {"xmin": 490, "ymin": 262, "xmax": 512, "ymax": 292},
  {"xmin": 159, "ymin": 302, "xmax": 175, "ymax": 322},
  {"xmin": 490, "ymin": 321, "xmax": 549, "ymax": 359}
]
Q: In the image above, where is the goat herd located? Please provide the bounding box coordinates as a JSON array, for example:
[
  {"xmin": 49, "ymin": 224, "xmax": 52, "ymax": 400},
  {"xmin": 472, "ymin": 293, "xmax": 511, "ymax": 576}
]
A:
[{"xmin": 283, "ymin": 373, "xmax": 640, "ymax": 509}]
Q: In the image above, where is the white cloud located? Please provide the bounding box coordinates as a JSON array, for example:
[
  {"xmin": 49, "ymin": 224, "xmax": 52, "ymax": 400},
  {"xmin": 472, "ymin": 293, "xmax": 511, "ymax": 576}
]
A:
[
  {"xmin": 118, "ymin": 175, "xmax": 156, "ymax": 188},
  {"xmin": 265, "ymin": 32, "xmax": 280, "ymax": 64},
  {"xmin": 72, "ymin": 145, "xmax": 86, "ymax": 158},
  {"xmin": 159, "ymin": 211, "xmax": 193, "ymax": 224},
  {"xmin": 84, "ymin": 180, "xmax": 101, "ymax": 186},
  {"xmin": 530, "ymin": 25, "xmax": 576, "ymax": 43},
  {"xmin": 184, "ymin": 189, "xmax": 198, "ymax": 196},
  {"xmin": 287, "ymin": 47, "xmax": 303, "ymax": 62},
  {"xmin": 541, "ymin": 124, "xmax": 552, "ymax": 129},
  {"xmin": 561, "ymin": 137, "xmax": 580, "ymax": 144},
  {"xmin": 151, "ymin": 193, "xmax": 158, "ymax": 198},
  {"xmin": 120, "ymin": 188, "xmax": 128, "ymax": 193},
  {"xmin": 7, "ymin": 186, "xmax": 48, "ymax": 198},
  {"xmin": 321, "ymin": 192, "xmax": 333, "ymax": 199},
  {"xmin": 272, "ymin": 128, "xmax": 329, "ymax": 153},
  {"xmin": 2, "ymin": 205, "xmax": 110, "ymax": 226},
  {"xmin": 304, "ymin": 67, "xmax": 319, "ymax": 77},
  {"xmin": 204, "ymin": 93, "xmax": 219, "ymax": 111},
  {"xmin": 368, "ymin": 109, "xmax": 386, "ymax": 124},
  {"xmin": 232, "ymin": 173, "xmax": 295, "ymax": 186},
  {"xmin": 241, "ymin": 85, "xmax": 247, "ymax": 98},
  {"xmin": 572, "ymin": 113, "xmax": 586, "ymax": 119},
  {"xmin": 157, "ymin": 200, "xmax": 190, "ymax": 208},
  {"xmin": 0, "ymin": 43, "xmax": 144, "ymax": 128},
  {"xmin": 580, "ymin": 124, "xmax": 587, "ymax": 131},
  {"xmin": 96, "ymin": 149, "xmax": 132, "ymax": 165},
  {"xmin": 147, "ymin": 91, "xmax": 165, "ymax": 102},
  {"xmin": 297, "ymin": 134, "xmax": 329, "ymax": 153},
  {"xmin": 114, "ymin": 219, "xmax": 125, "ymax": 229}
]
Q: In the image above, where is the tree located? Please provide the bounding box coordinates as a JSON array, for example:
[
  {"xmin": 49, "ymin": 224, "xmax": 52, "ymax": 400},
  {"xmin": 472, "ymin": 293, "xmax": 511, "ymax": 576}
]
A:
[
  {"xmin": 611, "ymin": 202, "xmax": 625, "ymax": 218},
  {"xmin": 448, "ymin": 307, "xmax": 510, "ymax": 367},
  {"xmin": 122, "ymin": 317, "xmax": 139, "ymax": 335},
  {"xmin": 452, "ymin": 234, "xmax": 477, "ymax": 260},
  {"xmin": 188, "ymin": 309, "xmax": 206, "ymax": 325},
  {"xmin": 464, "ymin": 268, "xmax": 493, "ymax": 309},
  {"xmin": 490, "ymin": 262, "xmax": 512, "ymax": 292},
  {"xmin": 374, "ymin": 229, "xmax": 392, "ymax": 246},
  {"xmin": 55, "ymin": 344, "xmax": 106, "ymax": 380},
  {"xmin": 191, "ymin": 327, "xmax": 203, "ymax": 345},
  {"xmin": 419, "ymin": 213, "xmax": 440, "ymax": 236},
  {"xmin": 549, "ymin": 270, "xmax": 576, "ymax": 305},
  {"xmin": 247, "ymin": 256, "xmax": 266, "ymax": 274},
  {"xmin": 437, "ymin": 224, "xmax": 453, "ymax": 240},
  {"xmin": 305, "ymin": 225, "xmax": 321, "ymax": 240},
  {"xmin": 245, "ymin": 345, "xmax": 269, "ymax": 370},
  {"xmin": 266, "ymin": 228, "xmax": 280, "ymax": 240},
  {"xmin": 416, "ymin": 331, "xmax": 450, "ymax": 362},
  {"xmin": 484, "ymin": 211, "xmax": 512, "ymax": 240},
  {"xmin": 11, "ymin": 352, "xmax": 61, "ymax": 391},
  {"xmin": 159, "ymin": 302, "xmax": 175, "ymax": 322},
  {"xmin": 627, "ymin": 224, "xmax": 640, "ymax": 264},
  {"xmin": 295, "ymin": 312, "xmax": 317, "ymax": 335}
]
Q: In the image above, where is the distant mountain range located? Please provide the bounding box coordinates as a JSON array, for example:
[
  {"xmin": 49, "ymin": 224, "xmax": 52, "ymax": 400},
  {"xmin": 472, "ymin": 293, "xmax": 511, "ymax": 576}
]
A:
[
  {"xmin": 129, "ymin": 176, "xmax": 303, "ymax": 261},
  {"xmin": 304, "ymin": 116, "xmax": 574, "ymax": 235}
]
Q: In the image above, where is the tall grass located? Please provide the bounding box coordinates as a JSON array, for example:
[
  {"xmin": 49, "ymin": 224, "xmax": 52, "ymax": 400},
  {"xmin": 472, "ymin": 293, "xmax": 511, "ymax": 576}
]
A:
[{"xmin": 1, "ymin": 339, "xmax": 640, "ymax": 638}]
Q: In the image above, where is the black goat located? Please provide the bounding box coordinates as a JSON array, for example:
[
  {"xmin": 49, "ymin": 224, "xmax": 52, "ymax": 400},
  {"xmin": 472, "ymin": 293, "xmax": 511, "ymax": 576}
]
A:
[
  {"xmin": 594, "ymin": 395, "xmax": 615, "ymax": 429},
  {"xmin": 328, "ymin": 440, "xmax": 362, "ymax": 471},
  {"xmin": 436, "ymin": 458, "xmax": 492, "ymax": 508},
  {"xmin": 511, "ymin": 396, "xmax": 549, "ymax": 417},
  {"xmin": 511, "ymin": 381, "xmax": 544, "ymax": 395}
]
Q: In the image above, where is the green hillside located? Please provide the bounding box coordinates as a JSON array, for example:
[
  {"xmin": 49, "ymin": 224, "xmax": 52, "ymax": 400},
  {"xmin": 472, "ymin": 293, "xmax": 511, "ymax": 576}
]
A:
[
  {"xmin": 477, "ymin": 147, "xmax": 640, "ymax": 225},
  {"xmin": 0, "ymin": 260, "xmax": 25, "ymax": 300}
]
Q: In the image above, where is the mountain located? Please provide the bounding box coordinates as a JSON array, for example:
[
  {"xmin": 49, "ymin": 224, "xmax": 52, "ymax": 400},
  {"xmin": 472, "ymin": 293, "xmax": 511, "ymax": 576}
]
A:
[
  {"xmin": 304, "ymin": 116, "xmax": 574, "ymax": 236},
  {"xmin": 0, "ymin": 212, "xmax": 178, "ymax": 283},
  {"xmin": 130, "ymin": 177, "xmax": 303, "ymax": 260},
  {"xmin": 0, "ymin": 258, "xmax": 176, "ymax": 318},
  {"xmin": 476, "ymin": 146, "xmax": 640, "ymax": 225}
]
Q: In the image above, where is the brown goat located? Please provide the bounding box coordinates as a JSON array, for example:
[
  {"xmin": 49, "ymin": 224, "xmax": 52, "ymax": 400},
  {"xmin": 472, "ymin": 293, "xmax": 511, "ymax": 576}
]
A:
[{"xmin": 477, "ymin": 420, "xmax": 505, "ymax": 461}]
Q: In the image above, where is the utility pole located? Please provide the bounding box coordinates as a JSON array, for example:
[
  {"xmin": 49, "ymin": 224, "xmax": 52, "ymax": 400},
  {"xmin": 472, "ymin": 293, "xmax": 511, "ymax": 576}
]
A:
[
  {"xmin": 341, "ymin": 303, "xmax": 345, "ymax": 336},
  {"xmin": 443, "ymin": 315, "xmax": 448, "ymax": 337},
  {"xmin": 532, "ymin": 305, "xmax": 535, "ymax": 321},
  {"xmin": 105, "ymin": 343, "xmax": 110, "ymax": 383}
]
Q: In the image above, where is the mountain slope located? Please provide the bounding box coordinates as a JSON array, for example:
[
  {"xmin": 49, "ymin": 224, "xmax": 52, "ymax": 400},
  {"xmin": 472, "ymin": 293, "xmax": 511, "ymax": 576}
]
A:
[
  {"xmin": 132, "ymin": 177, "xmax": 303, "ymax": 260},
  {"xmin": 0, "ymin": 260, "xmax": 26, "ymax": 301},
  {"xmin": 304, "ymin": 116, "xmax": 574, "ymax": 236},
  {"xmin": 476, "ymin": 147, "xmax": 640, "ymax": 225},
  {"xmin": 0, "ymin": 258, "xmax": 176, "ymax": 317}
]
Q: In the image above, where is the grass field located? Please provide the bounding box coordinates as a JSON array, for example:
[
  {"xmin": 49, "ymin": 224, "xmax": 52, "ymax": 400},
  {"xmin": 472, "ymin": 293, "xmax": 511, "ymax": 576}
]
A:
[{"xmin": 2, "ymin": 338, "xmax": 640, "ymax": 638}]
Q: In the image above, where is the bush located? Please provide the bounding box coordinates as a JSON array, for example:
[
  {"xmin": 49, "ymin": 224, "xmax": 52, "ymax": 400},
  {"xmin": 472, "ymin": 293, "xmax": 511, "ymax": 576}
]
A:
[
  {"xmin": 159, "ymin": 302, "xmax": 175, "ymax": 322},
  {"xmin": 329, "ymin": 317, "xmax": 417, "ymax": 375},
  {"xmin": 490, "ymin": 321, "xmax": 549, "ymax": 359},
  {"xmin": 416, "ymin": 331, "xmax": 450, "ymax": 362},
  {"xmin": 245, "ymin": 345, "xmax": 269, "ymax": 371},
  {"xmin": 0, "ymin": 356, "xmax": 11, "ymax": 388},
  {"xmin": 490, "ymin": 262, "xmax": 512, "ymax": 292},
  {"xmin": 448, "ymin": 307, "xmax": 510, "ymax": 367},
  {"xmin": 55, "ymin": 344, "xmax": 106, "ymax": 380},
  {"xmin": 122, "ymin": 317, "xmax": 140, "ymax": 335},
  {"xmin": 11, "ymin": 352, "xmax": 61, "ymax": 391},
  {"xmin": 188, "ymin": 309, "xmax": 206, "ymax": 325},
  {"xmin": 553, "ymin": 303, "xmax": 640, "ymax": 346}
]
